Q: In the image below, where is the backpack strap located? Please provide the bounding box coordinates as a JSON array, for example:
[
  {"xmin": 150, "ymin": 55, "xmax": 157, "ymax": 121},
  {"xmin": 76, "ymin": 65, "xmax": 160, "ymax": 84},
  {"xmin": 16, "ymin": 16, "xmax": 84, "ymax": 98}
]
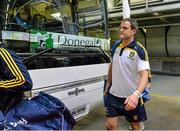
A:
[{"xmin": 111, "ymin": 39, "xmax": 121, "ymax": 57}]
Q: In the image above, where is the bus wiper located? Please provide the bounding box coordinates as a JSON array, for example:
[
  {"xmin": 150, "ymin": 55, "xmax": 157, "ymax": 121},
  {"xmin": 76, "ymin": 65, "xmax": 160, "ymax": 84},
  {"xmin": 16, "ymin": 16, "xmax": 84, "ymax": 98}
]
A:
[{"xmin": 23, "ymin": 48, "xmax": 53, "ymax": 64}]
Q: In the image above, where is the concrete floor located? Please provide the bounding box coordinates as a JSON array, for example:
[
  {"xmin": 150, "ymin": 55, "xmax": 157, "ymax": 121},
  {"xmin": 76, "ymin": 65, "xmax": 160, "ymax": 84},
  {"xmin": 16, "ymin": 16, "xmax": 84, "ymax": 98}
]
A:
[{"xmin": 74, "ymin": 75, "xmax": 180, "ymax": 130}]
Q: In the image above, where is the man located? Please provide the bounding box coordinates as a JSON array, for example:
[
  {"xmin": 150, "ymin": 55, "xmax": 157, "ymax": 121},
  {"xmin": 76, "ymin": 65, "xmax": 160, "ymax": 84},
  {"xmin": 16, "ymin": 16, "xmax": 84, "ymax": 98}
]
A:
[
  {"xmin": 0, "ymin": 43, "xmax": 33, "ymax": 114},
  {"xmin": 104, "ymin": 18, "xmax": 151, "ymax": 130}
]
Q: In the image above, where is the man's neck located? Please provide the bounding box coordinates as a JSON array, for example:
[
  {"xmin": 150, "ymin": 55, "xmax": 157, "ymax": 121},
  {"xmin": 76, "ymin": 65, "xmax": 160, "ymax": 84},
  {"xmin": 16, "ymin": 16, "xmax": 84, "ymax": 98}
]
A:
[{"xmin": 122, "ymin": 38, "xmax": 134, "ymax": 46}]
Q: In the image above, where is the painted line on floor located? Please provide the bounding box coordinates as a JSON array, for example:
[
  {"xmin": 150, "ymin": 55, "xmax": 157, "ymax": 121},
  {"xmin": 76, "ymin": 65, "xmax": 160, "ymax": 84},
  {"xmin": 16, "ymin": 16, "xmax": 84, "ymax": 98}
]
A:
[{"xmin": 151, "ymin": 93, "xmax": 180, "ymax": 101}]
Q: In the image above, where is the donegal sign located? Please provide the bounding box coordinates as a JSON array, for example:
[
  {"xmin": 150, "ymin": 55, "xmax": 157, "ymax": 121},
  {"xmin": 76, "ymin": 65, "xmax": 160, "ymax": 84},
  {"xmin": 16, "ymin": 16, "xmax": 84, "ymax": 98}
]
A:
[
  {"xmin": 54, "ymin": 34, "xmax": 102, "ymax": 47},
  {"xmin": 30, "ymin": 30, "xmax": 110, "ymax": 51}
]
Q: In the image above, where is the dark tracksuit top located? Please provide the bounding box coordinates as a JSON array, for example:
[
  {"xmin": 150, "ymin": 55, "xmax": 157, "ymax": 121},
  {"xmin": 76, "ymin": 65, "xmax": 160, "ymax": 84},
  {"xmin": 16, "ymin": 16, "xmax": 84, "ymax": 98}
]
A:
[{"xmin": 0, "ymin": 45, "xmax": 33, "ymax": 113}]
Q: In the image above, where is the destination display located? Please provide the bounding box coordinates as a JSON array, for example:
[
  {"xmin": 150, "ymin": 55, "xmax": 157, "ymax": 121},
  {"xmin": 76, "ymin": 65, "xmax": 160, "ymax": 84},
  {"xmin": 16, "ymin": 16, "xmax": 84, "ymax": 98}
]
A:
[
  {"xmin": 30, "ymin": 30, "xmax": 110, "ymax": 51},
  {"xmin": 2, "ymin": 30, "xmax": 110, "ymax": 52},
  {"xmin": 2, "ymin": 31, "xmax": 29, "ymax": 41}
]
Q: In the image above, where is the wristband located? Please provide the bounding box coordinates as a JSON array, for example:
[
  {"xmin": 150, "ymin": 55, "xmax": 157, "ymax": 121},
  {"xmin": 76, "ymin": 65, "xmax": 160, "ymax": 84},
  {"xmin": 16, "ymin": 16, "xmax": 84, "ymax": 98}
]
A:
[
  {"xmin": 133, "ymin": 91, "xmax": 140, "ymax": 98},
  {"xmin": 133, "ymin": 90, "xmax": 141, "ymax": 98},
  {"xmin": 135, "ymin": 90, "xmax": 141, "ymax": 96}
]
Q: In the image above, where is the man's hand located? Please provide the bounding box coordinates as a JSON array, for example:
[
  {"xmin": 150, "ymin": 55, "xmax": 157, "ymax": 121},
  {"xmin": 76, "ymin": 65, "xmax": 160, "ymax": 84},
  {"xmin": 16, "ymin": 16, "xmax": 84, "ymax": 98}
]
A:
[
  {"xmin": 124, "ymin": 93, "xmax": 139, "ymax": 111},
  {"xmin": 104, "ymin": 84, "xmax": 110, "ymax": 96}
]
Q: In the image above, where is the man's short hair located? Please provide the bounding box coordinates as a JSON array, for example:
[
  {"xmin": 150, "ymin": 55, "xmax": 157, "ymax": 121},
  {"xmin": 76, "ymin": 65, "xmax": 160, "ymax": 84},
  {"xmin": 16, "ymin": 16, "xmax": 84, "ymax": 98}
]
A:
[{"xmin": 122, "ymin": 18, "xmax": 138, "ymax": 30}]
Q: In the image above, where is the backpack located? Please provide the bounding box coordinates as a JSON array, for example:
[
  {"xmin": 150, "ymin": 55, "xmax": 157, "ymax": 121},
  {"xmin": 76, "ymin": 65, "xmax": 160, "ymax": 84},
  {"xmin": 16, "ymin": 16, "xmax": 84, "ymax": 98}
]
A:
[{"xmin": 0, "ymin": 92, "xmax": 76, "ymax": 130}]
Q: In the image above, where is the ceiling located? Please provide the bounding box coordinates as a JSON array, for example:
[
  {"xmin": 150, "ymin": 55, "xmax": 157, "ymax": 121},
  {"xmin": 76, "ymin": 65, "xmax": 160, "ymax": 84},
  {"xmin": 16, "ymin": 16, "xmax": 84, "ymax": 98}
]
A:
[
  {"xmin": 78, "ymin": 0, "xmax": 180, "ymax": 31},
  {"xmin": 1, "ymin": 0, "xmax": 180, "ymax": 35},
  {"xmin": 108, "ymin": 0, "xmax": 180, "ymax": 30}
]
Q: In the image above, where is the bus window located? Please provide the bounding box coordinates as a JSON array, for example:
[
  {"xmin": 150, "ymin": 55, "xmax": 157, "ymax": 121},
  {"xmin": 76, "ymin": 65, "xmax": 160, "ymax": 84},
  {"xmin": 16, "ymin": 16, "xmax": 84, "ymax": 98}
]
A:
[{"xmin": 24, "ymin": 46, "xmax": 110, "ymax": 70}]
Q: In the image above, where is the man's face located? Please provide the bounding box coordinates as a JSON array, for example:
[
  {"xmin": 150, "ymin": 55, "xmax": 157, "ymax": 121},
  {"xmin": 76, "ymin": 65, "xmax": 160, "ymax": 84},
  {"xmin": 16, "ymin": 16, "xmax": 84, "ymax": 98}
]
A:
[{"xmin": 119, "ymin": 21, "xmax": 137, "ymax": 40}]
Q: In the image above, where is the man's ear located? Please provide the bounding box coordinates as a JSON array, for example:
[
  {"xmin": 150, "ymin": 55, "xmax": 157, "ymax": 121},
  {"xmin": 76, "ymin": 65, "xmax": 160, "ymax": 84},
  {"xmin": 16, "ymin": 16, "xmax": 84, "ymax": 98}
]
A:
[{"xmin": 132, "ymin": 29, "xmax": 137, "ymax": 35}]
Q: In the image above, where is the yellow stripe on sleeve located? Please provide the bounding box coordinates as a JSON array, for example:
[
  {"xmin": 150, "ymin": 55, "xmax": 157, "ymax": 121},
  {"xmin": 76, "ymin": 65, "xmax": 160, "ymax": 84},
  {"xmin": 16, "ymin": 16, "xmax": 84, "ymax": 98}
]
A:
[
  {"xmin": 137, "ymin": 42, "xmax": 152, "ymax": 79},
  {"xmin": 0, "ymin": 49, "xmax": 25, "ymax": 88}
]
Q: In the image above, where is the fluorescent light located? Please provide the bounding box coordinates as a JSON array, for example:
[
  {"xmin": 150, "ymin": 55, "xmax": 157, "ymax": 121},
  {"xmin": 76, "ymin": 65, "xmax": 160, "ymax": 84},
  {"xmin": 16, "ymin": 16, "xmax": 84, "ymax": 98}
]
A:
[
  {"xmin": 153, "ymin": 12, "xmax": 160, "ymax": 16},
  {"xmin": 51, "ymin": 12, "xmax": 61, "ymax": 17},
  {"xmin": 51, "ymin": 12, "xmax": 62, "ymax": 21}
]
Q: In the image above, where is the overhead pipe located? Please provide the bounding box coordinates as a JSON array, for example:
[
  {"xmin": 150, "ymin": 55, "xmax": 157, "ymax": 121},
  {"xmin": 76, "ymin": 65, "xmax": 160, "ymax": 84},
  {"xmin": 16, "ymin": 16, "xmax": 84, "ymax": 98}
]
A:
[
  {"xmin": 110, "ymin": 23, "xmax": 180, "ymax": 29},
  {"xmin": 80, "ymin": 20, "xmax": 103, "ymax": 29},
  {"xmin": 145, "ymin": 0, "xmax": 148, "ymax": 11},
  {"xmin": 70, "ymin": 0, "xmax": 79, "ymax": 35},
  {"xmin": 101, "ymin": 0, "xmax": 109, "ymax": 39},
  {"xmin": 135, "ymin": 13, "xmax": 180, "ymax": 21},
  {"xmin": 109, "ymin": 13, "xmax": 180, "ymax": 25},
  {"xmin": 108, "ymin": 0, "xmax": 180, "ymax": 19},
  {"xmin": 139, "ymin": 23, "xmax": 180, "ymax": 28},
  {"xmin": 83, "ymin": 18, "xmax": 103, "ymax": 25},
  {"xmin": 123, "ymin": 0, "xmax": 130, "ymax": 19},
  {"xmin": 109, "ymin": 0, "xmax": 178, "ymax": 13},
  {"xmin": 79, "ymin": 9, "xmax": 101, "ymax": 17},
  {"xmin": 107, "ymin": 0, "xmax": 115, "ymax": 9},
  {"xmin": 82, "ymin": 15, "xmax": 87, "ymax": 36},
  {"xmin": 11, "ymin": 0, "xmax": 34, "ymax": 23},
  {"xmin": 78, "ymin": 0, "xmax": 180, "ymax": 26},
  {"xmin": 79, "ymin": 11, "xmax": 102, "ymax": 18}
]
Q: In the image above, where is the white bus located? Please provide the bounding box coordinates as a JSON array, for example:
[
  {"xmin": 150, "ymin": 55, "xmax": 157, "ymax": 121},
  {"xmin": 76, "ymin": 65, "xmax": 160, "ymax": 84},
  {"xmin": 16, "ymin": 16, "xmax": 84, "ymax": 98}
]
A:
[
  {"xmin": 2, "ymin": 30, "xmax": 110, "ymax": 120},
  {"xmin": 23, "ymin": 45, "xmax": 110, "ymax": 120}
]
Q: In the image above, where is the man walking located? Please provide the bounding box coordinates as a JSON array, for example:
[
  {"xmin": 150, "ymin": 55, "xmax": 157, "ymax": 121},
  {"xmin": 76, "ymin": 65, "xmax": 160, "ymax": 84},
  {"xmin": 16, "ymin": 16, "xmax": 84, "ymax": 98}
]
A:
[{"xmin": 104, "ymin": 18, "xmax": 151, "ymax": 130}]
